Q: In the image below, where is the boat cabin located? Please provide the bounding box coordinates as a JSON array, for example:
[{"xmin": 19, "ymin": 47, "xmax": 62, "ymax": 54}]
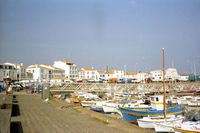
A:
[{"xmin": 150, "ymin": 95, "xmax": 164, "ymax": 110}]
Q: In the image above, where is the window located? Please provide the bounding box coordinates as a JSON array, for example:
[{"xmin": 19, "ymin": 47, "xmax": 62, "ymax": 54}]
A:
[
  {"xmin": 151, "ymin": 97, "xmax": 154, "ymax": 101},
  {"xmin": 156, "ymin": 97, "xmax": 159, "ymax": 101}
]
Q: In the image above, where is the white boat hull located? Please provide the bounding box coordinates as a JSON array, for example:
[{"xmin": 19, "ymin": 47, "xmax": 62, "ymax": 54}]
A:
[
  {"xmin": 103, "ymin": 105, "xmax": 117, "ymax": 113},
  {"xmin": 138, "ymin": 116, "xmax": 183, "ymax": 129},
  {"xmin": 154, "ymin": 122, "xmax": 174, "ymax": 132},
  {"xmin": 81, "ymin": 101, "xmax": 95, "ymax": 107},
  {"xmin": 154, "ymin": 121, "xmax": 200, "ymax": 133},
  {"xmin": 137, "ymin": 119, "xmax": 155, "ymax": 128}
]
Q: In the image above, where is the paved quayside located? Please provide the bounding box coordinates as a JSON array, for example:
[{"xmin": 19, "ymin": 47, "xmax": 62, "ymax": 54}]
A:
[{"xmin": 5, "ymin": 93, "xmax": 154, "ymax": 133}]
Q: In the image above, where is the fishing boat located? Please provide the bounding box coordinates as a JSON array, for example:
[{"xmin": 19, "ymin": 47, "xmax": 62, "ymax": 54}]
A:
[
  {"xmin": 90, "ymin": 106, "xmax": 104, "ymax": 112},
  {"xmin": 173, "ymin": 121, "xmax": 200, "ymax": 133},
  {"xmin": 137, "ymin": 49, "xmax": 185, "ymax": 129},
  {"xmin": 153, "ymin": 120, "xmax": 182, "ymax": 133},
  {"xmin": 137, "ymin": 115, "xmax": 183, "ymax": 129},
  {"xmin": 177, "ymin": 96, "xmax": 193, "ymax": 105},
  {"xmin": 117, "ymin": 95, "xmax": 183, "ymax": 123},
  {"xmin": 71, "ymin": 96, "xmax": 86, "ymax": 103},
  {"xmin": 117, "ymin": 49, "xmax": 183, "ymax": 123},
  {"xmin": 80, "ymin": 100, "xmax": 96, "ymax": 107},
  {"xmin": 89, "ymin": 100, "xmax": 107, "ymax": 112},
  {"xmin": 102, "ymin": 102, "xmax": 119, "ymax": 113},
  {"xmin": 103, "ymin": 101, "xmax": 150, "ymax": 113},
  {"xmin": 154, "ymin": 107, "xmax": 200, "ymax": 132},
  {"xmin": 188, "ymin": 96, "xmax": 200, "ymax": 107},
  {"xmin": 154, "ymin": 120, "xmax": 200, "ymax": 133}
]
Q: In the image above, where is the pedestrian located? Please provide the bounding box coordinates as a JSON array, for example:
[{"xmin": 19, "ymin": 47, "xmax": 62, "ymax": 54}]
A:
[{"xmin": 6, "ymin": 83, "xmax": 13, "ymax": 95}]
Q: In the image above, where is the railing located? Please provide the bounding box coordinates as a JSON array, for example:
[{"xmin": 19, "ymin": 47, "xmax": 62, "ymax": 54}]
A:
[{"xmin": 49, "ymin": 82, "xmax": 200, "ymax": 94}]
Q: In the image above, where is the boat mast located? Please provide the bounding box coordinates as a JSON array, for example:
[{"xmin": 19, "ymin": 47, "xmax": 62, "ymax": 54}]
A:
[{"xmin": 162, "ymin": 48, "xmax": 166, "ymax": 118}]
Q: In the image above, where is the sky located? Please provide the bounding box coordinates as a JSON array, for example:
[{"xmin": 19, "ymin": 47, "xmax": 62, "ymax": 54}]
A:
[{"xmin": 0, "ymin": 0, "xmax": 200, "ymax": 74}]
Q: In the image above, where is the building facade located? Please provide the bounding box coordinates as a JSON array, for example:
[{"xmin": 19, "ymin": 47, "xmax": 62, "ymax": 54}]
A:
[
  {"xmin": 150, "ymin": 69, "xmax": 163, "ymax": 82},
  {"xmin": 150, "ymin": 68, "xmax": 180, "ymax": 82},
  {"xmin": 53, "ymin": 60, "xmax": 78, "ymax": 80},
  {"xmin": 111, "ymin": 69, "xmax": 124, "ymax": 79},
  {"xmin": 4, "ymin": 62, "xmax": 27, "ymax": 80},
  {"xmin": 27, "ymin": 64, "xmax": 65, "ymax": 82},
  {"xmin": 0, "ymin": 64, "xmax": 17, "ymax": 81},
  {"xmin": 78, "ymin": 68, "xmax": 100, "ymax": 81},
  {"xmin": 165, "ymin": 68, "xmax": 179, "ymax": 81},
  {"xmin": 135, "ymin": 72, "xmax": 150, "ymax": 83},
  {"xmin": 27, "ymin": 64, "xmax": 51, "ymax": 82}
]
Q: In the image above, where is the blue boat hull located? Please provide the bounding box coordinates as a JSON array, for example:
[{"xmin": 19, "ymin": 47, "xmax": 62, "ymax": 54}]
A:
[
  {"xmin": 90, "ymin": 106, "xmax": 104, "ymax": 112},
  {"xmin": 117, "ymin": 105, "xmax": 183, "ymax": 123}
]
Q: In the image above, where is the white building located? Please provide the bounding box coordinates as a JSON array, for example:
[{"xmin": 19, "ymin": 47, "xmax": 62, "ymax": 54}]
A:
[
  {"xmin": 177, "ymin": 74, "xmax": 189, "ymax": 81},
  {"xmin": 125, "ymin": 72, "xmax": 137, "ymax": 79},
  {"xmin": 50, "ymin": 67, "xmax": 65, "ymax": 80},
  {"xmin": 135, "ymin": 72, "xmax": 150, "ymax": 83},
  {"xmin": 99, "ymin": 70, "xmax": 114, "ymax": 81},
  {"xmin": 112, "ymin": 69, "xmax": 124, "ymax": 79},
  {"xmin": 150, "ymin": 69, "xmax": 163, "ymax": 82},
  {"xmin": 125, "ymin": 72, "xmax": 149, "ymax": 83},
  {"xmin": 0, "ymin": 64, "xmax": 17, "ymax": 81},
  {"xmin": 4, "ymin": 62, "xmax": 27, "ymax": 80},
  {"xmin": 53, "ymin": 60, "xmax": 78, "ymax": 80},
  {"xmin": 150, "ymin": 68, "xmax": 180, "ymax": 82},
  {"xmin": 98, "ymin": 69, "xmax": 124, "ymax": 82},
  {"xmin": 50, "ymin": 66, "xmax": 68, "ymax": 86},
  {"xmin": 165, "ymin": 68, "xmax": 179, "ymax": 81},
  {"xmin": 27, "ymin": 64, "xmax": 65, "ymax": 83},
  {"xmin": 26, "ymin": 64, "xmax": 50, "ymax": 82},
  {"xmin": 78, "ymin": 68, "xmax": 100, "ymax": 81}
]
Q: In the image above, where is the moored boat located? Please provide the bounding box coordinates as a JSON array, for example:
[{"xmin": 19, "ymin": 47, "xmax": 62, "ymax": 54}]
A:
[
  {"xmin": 154, "ymin": 121, "xmax": 200, "ymax": 133},
  {"xmin": 117, "ymin": 95, "xmax": 183, "ymax": 123},
  {"xmin": 137, "ymin": 115, "xmax": 183, "ymax": 129},
  {"xmin": 90, "ymin": 106, "xmax": 104, "ymax": 112},
  {"xmin": 153, "ymin": 121, "xmax": 180, "ymax": 133},
  {"xmin": 103, "ymin": 101, "xmax": 150, "ymax": 114},
  {"xmin": 188, "ymin": 96, "xmax": 200, "ymax": 107},
  {"xmin": 102, "ymin": 102, "xmax": 119, "ymax": 113},
  {"xmin": 174, "ymin": 121, "xmax": 200, "ymax": 133},
  {"xmin": 81, "ymin": 100, "xmax": 96, "ymax": 107},
  {"xmin": 117, "ymin": 49, "xmax": 183, "ymax": 123}
]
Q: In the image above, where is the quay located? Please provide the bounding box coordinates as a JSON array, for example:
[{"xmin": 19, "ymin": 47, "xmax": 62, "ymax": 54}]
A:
[{"xmin": 0, "ymin": 92, "xmax": 154, "ymax": 133}]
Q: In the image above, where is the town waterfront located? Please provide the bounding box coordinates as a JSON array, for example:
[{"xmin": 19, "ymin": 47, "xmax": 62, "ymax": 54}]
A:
[
  {"xmin": 1, "ymin": 0, "xmax": 200, "ymax": 132},
  {"xmin": 1, "ymin": 81, "xmax": 200, "ymax": 133}
]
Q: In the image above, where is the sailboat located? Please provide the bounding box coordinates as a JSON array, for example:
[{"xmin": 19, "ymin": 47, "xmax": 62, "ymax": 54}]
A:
[
  {"xmin": 137, "ymin": 48, "xmax": 184, "ymax": 128},
  {"xmin": 117, "ymin": 48, "xmax": 183, "ymax": 123}
]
